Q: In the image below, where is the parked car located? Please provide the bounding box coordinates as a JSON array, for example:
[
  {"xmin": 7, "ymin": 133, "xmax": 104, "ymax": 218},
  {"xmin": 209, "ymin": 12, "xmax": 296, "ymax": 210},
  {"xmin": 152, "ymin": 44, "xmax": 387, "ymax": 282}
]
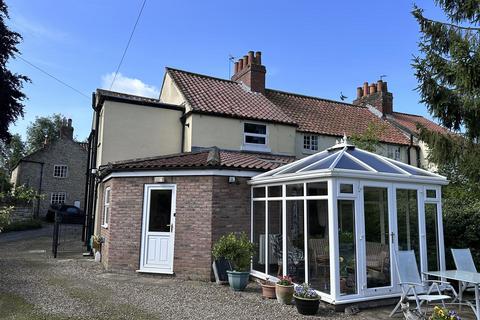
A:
[{"xmin": 46, "ymin": 204, "xmax": 84, "ymax": 222}]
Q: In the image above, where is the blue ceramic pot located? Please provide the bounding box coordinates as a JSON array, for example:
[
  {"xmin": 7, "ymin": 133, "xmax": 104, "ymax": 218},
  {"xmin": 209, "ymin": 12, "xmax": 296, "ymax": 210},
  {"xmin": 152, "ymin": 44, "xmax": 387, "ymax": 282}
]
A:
[{"xmin": 226, "ymin": 270, "xmax": 250, "ymax": 291}]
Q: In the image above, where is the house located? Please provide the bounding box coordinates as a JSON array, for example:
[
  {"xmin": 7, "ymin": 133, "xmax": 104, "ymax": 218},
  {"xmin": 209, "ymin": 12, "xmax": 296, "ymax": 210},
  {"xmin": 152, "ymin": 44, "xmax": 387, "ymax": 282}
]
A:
[
  {"xmin": 11, "ymin": 119, "xmax": 88, "ymax": 218},
  {"xmin": 83, "ymin": 51, "xmax": 447, "ymax": 288}
]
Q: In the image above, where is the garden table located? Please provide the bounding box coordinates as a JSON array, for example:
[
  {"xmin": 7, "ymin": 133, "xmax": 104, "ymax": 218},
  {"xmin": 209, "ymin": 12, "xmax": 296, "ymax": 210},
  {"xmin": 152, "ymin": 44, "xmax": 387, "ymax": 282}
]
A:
[{"xmin": 423, "ymin": 270, "xmax": 480, "ymax": 320}]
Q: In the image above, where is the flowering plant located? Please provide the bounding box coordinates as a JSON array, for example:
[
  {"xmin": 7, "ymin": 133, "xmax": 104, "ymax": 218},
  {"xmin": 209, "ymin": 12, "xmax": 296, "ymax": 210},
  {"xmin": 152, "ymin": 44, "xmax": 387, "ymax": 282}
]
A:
[
  {"xmin": 429, "ymin": 306, "xmax": 461, "ymax": 320},
  {"xmin": 276, "ymin": 275, "xmax": 293, "ymax": 286},
  {"xmin": 294, "ymin": 283, "xmax": 319, "ymax": 299}
]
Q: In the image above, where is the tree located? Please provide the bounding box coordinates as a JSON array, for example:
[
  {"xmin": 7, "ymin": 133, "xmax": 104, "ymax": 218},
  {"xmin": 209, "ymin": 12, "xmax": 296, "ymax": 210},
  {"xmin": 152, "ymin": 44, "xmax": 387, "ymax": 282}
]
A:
[
  {"xmin": 25, "ymin": 114, "xmax": 65, "ymax": 153},
  {"xmin": 0, "ymin": 133, "xmax": 25, "ymax": 173},
  {"xmin": 350, "ymin": 122, "xmax": 387, "ymax": 152},
  {"xmin": 0, "ymin": 1, "xmax": 30, "ymax": 144}
]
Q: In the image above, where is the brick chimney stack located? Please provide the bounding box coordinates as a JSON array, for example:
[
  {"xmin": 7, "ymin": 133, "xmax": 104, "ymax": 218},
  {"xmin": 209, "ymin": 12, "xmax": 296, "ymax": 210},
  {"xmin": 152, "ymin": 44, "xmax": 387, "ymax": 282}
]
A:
[
  {"xmin": 60, "ymin": 118, "xmax": 74, "ymax": 140},
  {"xmin": 353, "ymin": 80, "xmax": 393, "ymax": 116},
  {"xmin": 231, "ymin": 51, "xmax": 266, "ymax": 93}
]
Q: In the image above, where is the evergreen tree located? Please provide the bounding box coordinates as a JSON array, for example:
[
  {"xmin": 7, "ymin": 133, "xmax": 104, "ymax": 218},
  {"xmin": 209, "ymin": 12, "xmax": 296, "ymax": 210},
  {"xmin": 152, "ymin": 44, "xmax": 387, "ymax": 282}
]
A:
[
  {"xmin": 0, "ymin": 133, "xmax": 25, "ymax": 173},
  {"xmin": 0, "ymin": 0, "xmax": 29, "ymax": 144}
]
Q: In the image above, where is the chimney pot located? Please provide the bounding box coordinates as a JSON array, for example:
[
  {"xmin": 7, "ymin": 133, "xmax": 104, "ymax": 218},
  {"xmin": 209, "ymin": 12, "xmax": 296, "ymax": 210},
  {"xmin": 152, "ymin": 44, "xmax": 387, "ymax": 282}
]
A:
[
  {"xmin": 248, "ymin": 51, "xmax": 254, "ymax": 65},
  {"xmin": 243, "ymin": 55, "xmax": 248, "ymax": 67},
  {"xmin": 238, "ymin": 58, "xmax": 244, "ymax": 70},
  {"xmin": 255, "ymin": 51, "xmax": 262, "ymax": 65},
  {"xmin": 363, "ymin": 82, "xmax": 370, "ymax": 96},
  {"xmin": 234, "ymin": 61, "xmax": 239, "ymax": 73},
  {"xmin": 356, "ymin": 87, "xmax": 363, "ymax": 98},
  {"xmin": 369, "ymin": 83, "xmax": 377, "ymax": 94},
  {"xmin": 383, "ymin": 81, "xmax": 388, "ymax": 92},
  {"xmin": 67, "ymin": 118, "xmax": 72, "ymax": 127},
  {"xmin": 376, "ymin": 80, "xmax": 383, "ymax": 93}
]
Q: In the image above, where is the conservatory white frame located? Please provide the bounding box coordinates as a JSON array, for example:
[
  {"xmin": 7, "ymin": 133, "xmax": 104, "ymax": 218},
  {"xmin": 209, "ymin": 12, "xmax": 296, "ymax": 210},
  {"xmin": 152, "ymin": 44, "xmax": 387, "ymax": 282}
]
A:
[{"xmin": 249, "ymin": 142, "xmax": 448, "ymax": 305}]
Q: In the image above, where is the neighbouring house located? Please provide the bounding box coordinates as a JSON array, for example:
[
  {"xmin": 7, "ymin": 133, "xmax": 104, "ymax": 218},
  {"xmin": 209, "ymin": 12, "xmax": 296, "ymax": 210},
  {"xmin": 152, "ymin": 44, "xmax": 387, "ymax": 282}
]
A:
[
  {"xmin": 84, "ymin": 51, "xmax": 448, "ymax": 304},
  {"xmin": 11, "ymin": 119, "xmax": 88, "ymax": 218}
]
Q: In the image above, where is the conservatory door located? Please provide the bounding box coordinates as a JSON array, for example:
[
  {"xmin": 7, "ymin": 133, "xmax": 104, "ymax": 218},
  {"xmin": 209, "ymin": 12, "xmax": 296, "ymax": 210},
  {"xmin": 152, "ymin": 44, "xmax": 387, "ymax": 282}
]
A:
[{"xmin": 359, "ymin": 183, "xmax": 394, "ymax": 295}]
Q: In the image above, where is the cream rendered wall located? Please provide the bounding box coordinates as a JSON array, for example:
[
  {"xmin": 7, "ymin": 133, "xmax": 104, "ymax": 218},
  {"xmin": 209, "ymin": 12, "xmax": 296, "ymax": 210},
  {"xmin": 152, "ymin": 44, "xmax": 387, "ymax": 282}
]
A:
[
  {"xmin": 190, "ymin": 114, "xmax": 296, "ymax": 155},
  {"xmin": 98, "ymin": 101, "xmax": 183, "ymax": 165},
  {"xmin": 159, "ymin": 73, "xmax": 187, "ymax": 107},
  {"xmin": 96, "ymin": 108, "xmax": 105, "ymax": 167},
  {"xmin": 295, "ymin": 132, "xmax": 410, "ymax": 164}
]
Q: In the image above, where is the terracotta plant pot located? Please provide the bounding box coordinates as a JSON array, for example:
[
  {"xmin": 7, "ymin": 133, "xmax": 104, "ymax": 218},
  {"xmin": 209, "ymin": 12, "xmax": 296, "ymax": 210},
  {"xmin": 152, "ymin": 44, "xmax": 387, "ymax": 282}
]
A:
[
  {"xmin": 294, "ymin": 296, "xmax": 320, "ymax": 315},
  {"xmin": 260, "ymin": 282, "xmax": 276, "ymax": 299},
  {"xmin": 275, "ymin": 283, "xmax": 294, "ymax": 304}
]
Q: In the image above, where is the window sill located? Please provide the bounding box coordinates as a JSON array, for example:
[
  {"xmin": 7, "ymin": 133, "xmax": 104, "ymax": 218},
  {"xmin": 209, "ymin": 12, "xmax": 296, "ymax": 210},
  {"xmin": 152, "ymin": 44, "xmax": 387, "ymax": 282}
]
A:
[
  {"xmin": 302, "ymin": 149, "xmax": 318, "ymax": 155},
  {"xmin": 101, "ymin": 224, "xmax": 108, "ymax": 229}
]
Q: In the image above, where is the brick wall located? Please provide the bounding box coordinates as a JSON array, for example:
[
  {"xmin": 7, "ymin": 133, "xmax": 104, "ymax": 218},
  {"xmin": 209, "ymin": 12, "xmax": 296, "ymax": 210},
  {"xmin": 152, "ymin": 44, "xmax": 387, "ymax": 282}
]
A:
[{"xmin": 97, "ymin": 174, "xmax": 252, "ymax": 280}]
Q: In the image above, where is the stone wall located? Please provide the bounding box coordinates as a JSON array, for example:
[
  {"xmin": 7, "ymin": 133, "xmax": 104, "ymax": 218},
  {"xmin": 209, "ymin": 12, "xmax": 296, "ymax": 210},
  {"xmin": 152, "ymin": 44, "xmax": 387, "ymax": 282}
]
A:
[{"xmin": 97, "ymin": 174, "xmax": 251, "ymax": 280}]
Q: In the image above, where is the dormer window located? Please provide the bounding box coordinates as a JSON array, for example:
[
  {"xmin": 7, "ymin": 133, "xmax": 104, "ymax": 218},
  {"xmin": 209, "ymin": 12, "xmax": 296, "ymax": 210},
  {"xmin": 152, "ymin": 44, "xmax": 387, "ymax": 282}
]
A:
[{"xmin": 243, "ymin": 122, "xmax": 269, "ymax": 151}]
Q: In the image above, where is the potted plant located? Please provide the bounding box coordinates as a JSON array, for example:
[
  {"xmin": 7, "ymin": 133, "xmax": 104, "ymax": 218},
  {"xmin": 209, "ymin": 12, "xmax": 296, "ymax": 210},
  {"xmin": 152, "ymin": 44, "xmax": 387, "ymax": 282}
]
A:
[
  {"xmin": 212, "ymin": 232, "xmax": 255, "ymax": 291},
  {"xmin": 275, "ymin": 275, "xmax": 294, "ymax": 304},
  {"xmin": 293, "ymin": 283, "xmax": 320, "ymax": 315},
  {"xmin": 430, "ymin": 306, "xmax": 461, "ymax": 320},
  {"xmin": 257, "ymin": 277, "xmax": 276, "ymax": 299}
]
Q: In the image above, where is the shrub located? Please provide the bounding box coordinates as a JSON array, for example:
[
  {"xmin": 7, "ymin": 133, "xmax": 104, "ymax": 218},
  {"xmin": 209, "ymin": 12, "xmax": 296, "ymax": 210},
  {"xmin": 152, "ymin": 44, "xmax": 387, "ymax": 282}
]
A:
[
  {"xmin": 212, "ymin": 232, "xmax": 255, "ymax": 272},
  {"xmin": 2, "ymin": 219, "xmax": 42, "ymax": 232}
]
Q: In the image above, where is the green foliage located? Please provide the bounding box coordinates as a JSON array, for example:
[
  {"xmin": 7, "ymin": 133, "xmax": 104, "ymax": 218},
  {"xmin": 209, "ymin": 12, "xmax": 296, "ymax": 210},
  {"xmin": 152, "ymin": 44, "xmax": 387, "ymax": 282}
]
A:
[
  {"xmin": 2, "ymin": 218, "xmax": 42, "ymax": 232},
  {"xmin": 26, "ymin": 114, "xmax": 65, "ymax": 153},
  {"xmin": 0, "ymin": 184, "xmax": 44, "ymax": 205},
  {"xmin": 0, "ymin": 205, "xmax": 13, "ymax": 232},
  {"xmin": 0, "ymin": 1, "xmax": 30, "ymax": 144},
  {"xmin": 212, "ymin": 232, "xmax": 255, "ymax": 272},
  {"xmin": 350, "ymin": 122, "xmax": 387, "ymax": 152},
  {"xmin": 0, "ymin": 133, "xmax": 26, "ymax": 174}
]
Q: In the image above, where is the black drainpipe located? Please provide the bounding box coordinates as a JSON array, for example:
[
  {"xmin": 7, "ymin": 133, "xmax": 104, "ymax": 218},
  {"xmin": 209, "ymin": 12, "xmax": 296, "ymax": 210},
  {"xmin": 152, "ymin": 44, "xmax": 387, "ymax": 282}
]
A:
[
  {"xmin": 407, "ymin": 134, "xmax": 413, "ymax": 165},
  {"xmin": 180, "ymin": 113, "xmax": 188, "ymax": 153}
]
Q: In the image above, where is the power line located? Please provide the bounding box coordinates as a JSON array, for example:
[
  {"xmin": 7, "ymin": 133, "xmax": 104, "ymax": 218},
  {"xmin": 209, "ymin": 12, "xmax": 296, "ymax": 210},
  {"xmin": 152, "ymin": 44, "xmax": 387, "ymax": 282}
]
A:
[
  {"xmin": 109, "ymin": 0, "xmax": 148, "ymax": 90},
  {"xmin": 16, "ymin": 55, "xmax": 90, "ymax": 100}
]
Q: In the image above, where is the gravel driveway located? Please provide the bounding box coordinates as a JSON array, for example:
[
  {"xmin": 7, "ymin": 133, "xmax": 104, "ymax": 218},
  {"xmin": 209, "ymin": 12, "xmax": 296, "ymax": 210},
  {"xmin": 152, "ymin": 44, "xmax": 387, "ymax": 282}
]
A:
[{"xmin": 1, "ymin": 225, "xmax": 464, "ymax": 320}]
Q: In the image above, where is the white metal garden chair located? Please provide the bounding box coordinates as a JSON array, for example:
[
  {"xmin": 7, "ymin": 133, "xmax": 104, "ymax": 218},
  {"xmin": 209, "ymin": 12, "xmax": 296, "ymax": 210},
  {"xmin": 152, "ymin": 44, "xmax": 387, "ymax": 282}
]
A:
[
  {"xmin": 390, "ymin": 250, "xmax": 452, "ymax": 317},
  {"xmin": 452, "ymin": 248, "xmax": 478, "ymax": 300}
]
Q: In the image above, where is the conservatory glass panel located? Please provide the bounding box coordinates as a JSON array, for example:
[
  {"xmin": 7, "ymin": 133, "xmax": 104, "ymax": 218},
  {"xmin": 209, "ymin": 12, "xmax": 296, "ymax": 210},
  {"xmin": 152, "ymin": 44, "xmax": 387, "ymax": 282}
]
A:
[
  {"xmin": 396, "ymin": 189, "xmax": 420, "ymax": 267},
  {"xmin": 307, "ymin": 199, "xmax": 330, "ymax": 294},
  {"xmin": 307, "ymin": 181, "xmax": 328, "ymax": 196},
  {"xmin": 252, "ymin": 187, "xmax": 265, "ymax": 198},
  {"xmin": 252, "ymin": 201, "xmax": 266, "ymax": 272},
  {"xmin": 338, "ymin": 199, "xmax": 357, "ymax": 295},
  {"xmin": 346, "ymin": 149, "xmax": 401, "ymax": 174},
  {"xmin": 268, "ymin": 185, "xmax": 282, "ymax": 197},
  {"xmin": 286, "ymin": 183, "xmax": 304, "ymax": 197},
  {"xmin": 268, "ymin": 201, "xmax": 282, "ymax": 277},
  {"xmin": 425, "ymin": 203, "xmax": 441, "ymax": 271},
  {"xmin": 363, "ymin": 187, "xmax": 391, "ymax": 288},
  {"xmin": 286, "ymin": 200, "xmax": 305, "ymax": 283},
  {"xmin": 275, "ymin": 151, "xmax": 335, "ymax": 175},
  {"xmin": 391, "ymin": 161, "xmax": 432, "ymax": 176},
  {"xmin": 335, "ymin": 155, "xmax": 369, "ymax": 171},
  {"xmin": 304, "ymin": 156, "xmax": 337, "ymax": 171}
]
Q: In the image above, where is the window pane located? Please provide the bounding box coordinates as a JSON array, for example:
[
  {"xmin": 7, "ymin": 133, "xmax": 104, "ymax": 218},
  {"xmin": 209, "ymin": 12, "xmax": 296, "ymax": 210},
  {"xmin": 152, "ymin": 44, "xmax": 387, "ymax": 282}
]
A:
[
  {"xmin": 148, "ymin": 190, "xmax": 172, "ymax": 232},
  {"xmin": 253, "ymin": 201, "xmax": 266, "ymax": 272},
  {"xmin": 308, "ymin": 200, "xmax": 330, "ymax": 294},
  {"xmin": 245, "ymin": 135, "xmax": 266, "ymax": 144},
  {"xmin": 286, "ymin": 183, "xmax": 303, "ymax": 197},
  {"xmin": 425, "ymin": 203, "xmax": 441, "ymax": 271},
  {"xmin": 426, "ymin": 189, "xmax": 437, "ymax": 199},
  {"xmin": 338, "ymin": 200, "xmax": 357, "ymax": 295},
  {"xmin": 340, "ymin": 184, "xmax": 354, "ymax": 194},
  {"xmin": 363, "ymin": 187, "xmax": 391, "ymax": 288},
  {"xmin": 307, "ymin": 181, "xmax": 328, "ymax": 196},
  {"xmin": 268, "ymin": 186, "xmax": 282, "ymax": 197},
  {"xmin": 396, "ymin": 189, "xmax": 420, "ymax": 267},
  {"xmin": 268, "ymin": 201, "xmax": 282, "ymax": 278},
  {"xmin": 286, "ymin": 200, "xmax": 305, "ymax": 283},
  {"xmin": 253, "ymin": 187, "xmax": 265, "ymax": 198},
  {"xmin": 244, "ymin": 123, "xmax": 266, "ymax": 134}
]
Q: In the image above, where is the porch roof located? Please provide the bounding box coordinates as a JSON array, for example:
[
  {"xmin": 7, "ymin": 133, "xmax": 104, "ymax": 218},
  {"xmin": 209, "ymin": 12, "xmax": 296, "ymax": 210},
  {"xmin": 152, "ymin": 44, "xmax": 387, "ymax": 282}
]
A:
[{"xmin": 251, "ymin": 139, "xmax": 448, "ymax": 185}]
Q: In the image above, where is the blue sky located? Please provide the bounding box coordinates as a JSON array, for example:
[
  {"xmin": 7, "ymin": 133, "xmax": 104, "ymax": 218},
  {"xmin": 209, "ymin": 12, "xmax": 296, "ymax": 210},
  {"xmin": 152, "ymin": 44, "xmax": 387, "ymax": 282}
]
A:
[{"xmin": 6, "ymin": 0, "xmax": 445, "ymax": 141}]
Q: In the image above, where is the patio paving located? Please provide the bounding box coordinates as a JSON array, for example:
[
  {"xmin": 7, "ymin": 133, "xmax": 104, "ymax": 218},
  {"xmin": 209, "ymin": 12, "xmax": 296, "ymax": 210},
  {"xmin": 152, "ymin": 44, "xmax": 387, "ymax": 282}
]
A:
[{"xmin": 0, "ymin": 225, "xmax": 476, "ymax": 319}]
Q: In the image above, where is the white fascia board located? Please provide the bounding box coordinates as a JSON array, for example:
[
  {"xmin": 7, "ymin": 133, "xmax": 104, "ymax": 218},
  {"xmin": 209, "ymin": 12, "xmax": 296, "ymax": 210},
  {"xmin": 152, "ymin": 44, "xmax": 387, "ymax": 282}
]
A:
[
  {"xmin": 249, "ymin": 168, "xmax": 448, "ymax": 186},
  {"xmin": 102, "ymin": 169, "xmax": 260, "ymax": 182}
]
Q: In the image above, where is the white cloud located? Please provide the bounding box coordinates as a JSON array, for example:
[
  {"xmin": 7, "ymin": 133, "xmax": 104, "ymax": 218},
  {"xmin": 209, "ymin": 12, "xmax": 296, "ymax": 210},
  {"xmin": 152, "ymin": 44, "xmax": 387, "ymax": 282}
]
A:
[{"xmin": 101, "ymin": 73, "xmax": 160, "ymax": 98}]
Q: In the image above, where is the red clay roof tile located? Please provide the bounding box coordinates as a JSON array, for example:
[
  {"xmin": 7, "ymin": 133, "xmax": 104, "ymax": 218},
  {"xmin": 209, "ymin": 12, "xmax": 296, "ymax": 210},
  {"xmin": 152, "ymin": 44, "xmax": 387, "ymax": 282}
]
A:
[{"xmin": 390, "ymin": 112, "xmax": 447, "ymax": 135}]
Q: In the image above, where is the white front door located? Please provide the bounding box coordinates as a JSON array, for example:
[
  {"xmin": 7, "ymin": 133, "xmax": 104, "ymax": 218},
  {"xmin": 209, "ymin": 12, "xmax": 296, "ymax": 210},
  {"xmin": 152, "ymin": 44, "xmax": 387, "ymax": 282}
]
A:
[{"xmin": 139, "ymin": 184, "xmax": 176, "ymax": 274}]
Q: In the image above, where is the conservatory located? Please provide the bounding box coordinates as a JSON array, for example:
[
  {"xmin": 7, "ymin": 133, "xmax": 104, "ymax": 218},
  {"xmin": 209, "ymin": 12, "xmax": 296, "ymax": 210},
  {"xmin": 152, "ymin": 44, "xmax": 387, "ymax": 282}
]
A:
[{"xmin": 249, "ymin": 139, "xmax": 448, "ymax": 304}]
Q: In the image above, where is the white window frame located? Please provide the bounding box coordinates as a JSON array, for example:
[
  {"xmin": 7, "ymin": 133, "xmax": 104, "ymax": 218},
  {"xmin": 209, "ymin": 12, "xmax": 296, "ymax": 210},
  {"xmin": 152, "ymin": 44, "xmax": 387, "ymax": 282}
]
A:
[
  {"xmin": 102, "ymin": 187, "xmax": 111, "ymax": 228},
  {"xmin": 50, "ymin": 192, "xmax": 66, "ymax": 205},
  {"xmin": 242, "ymin": 122, "xmax": 270, "ymax": 152},
  {"xmin": 53, "ymin": 165, "xmax": 68, "ymax": 178},
  {"xmin": 387, "ymin": 146, "xmax": 401, "ymax": 161},
  {"xmin": 303, "ymin": 134, "xmax": 319, "ymax": 152}
]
